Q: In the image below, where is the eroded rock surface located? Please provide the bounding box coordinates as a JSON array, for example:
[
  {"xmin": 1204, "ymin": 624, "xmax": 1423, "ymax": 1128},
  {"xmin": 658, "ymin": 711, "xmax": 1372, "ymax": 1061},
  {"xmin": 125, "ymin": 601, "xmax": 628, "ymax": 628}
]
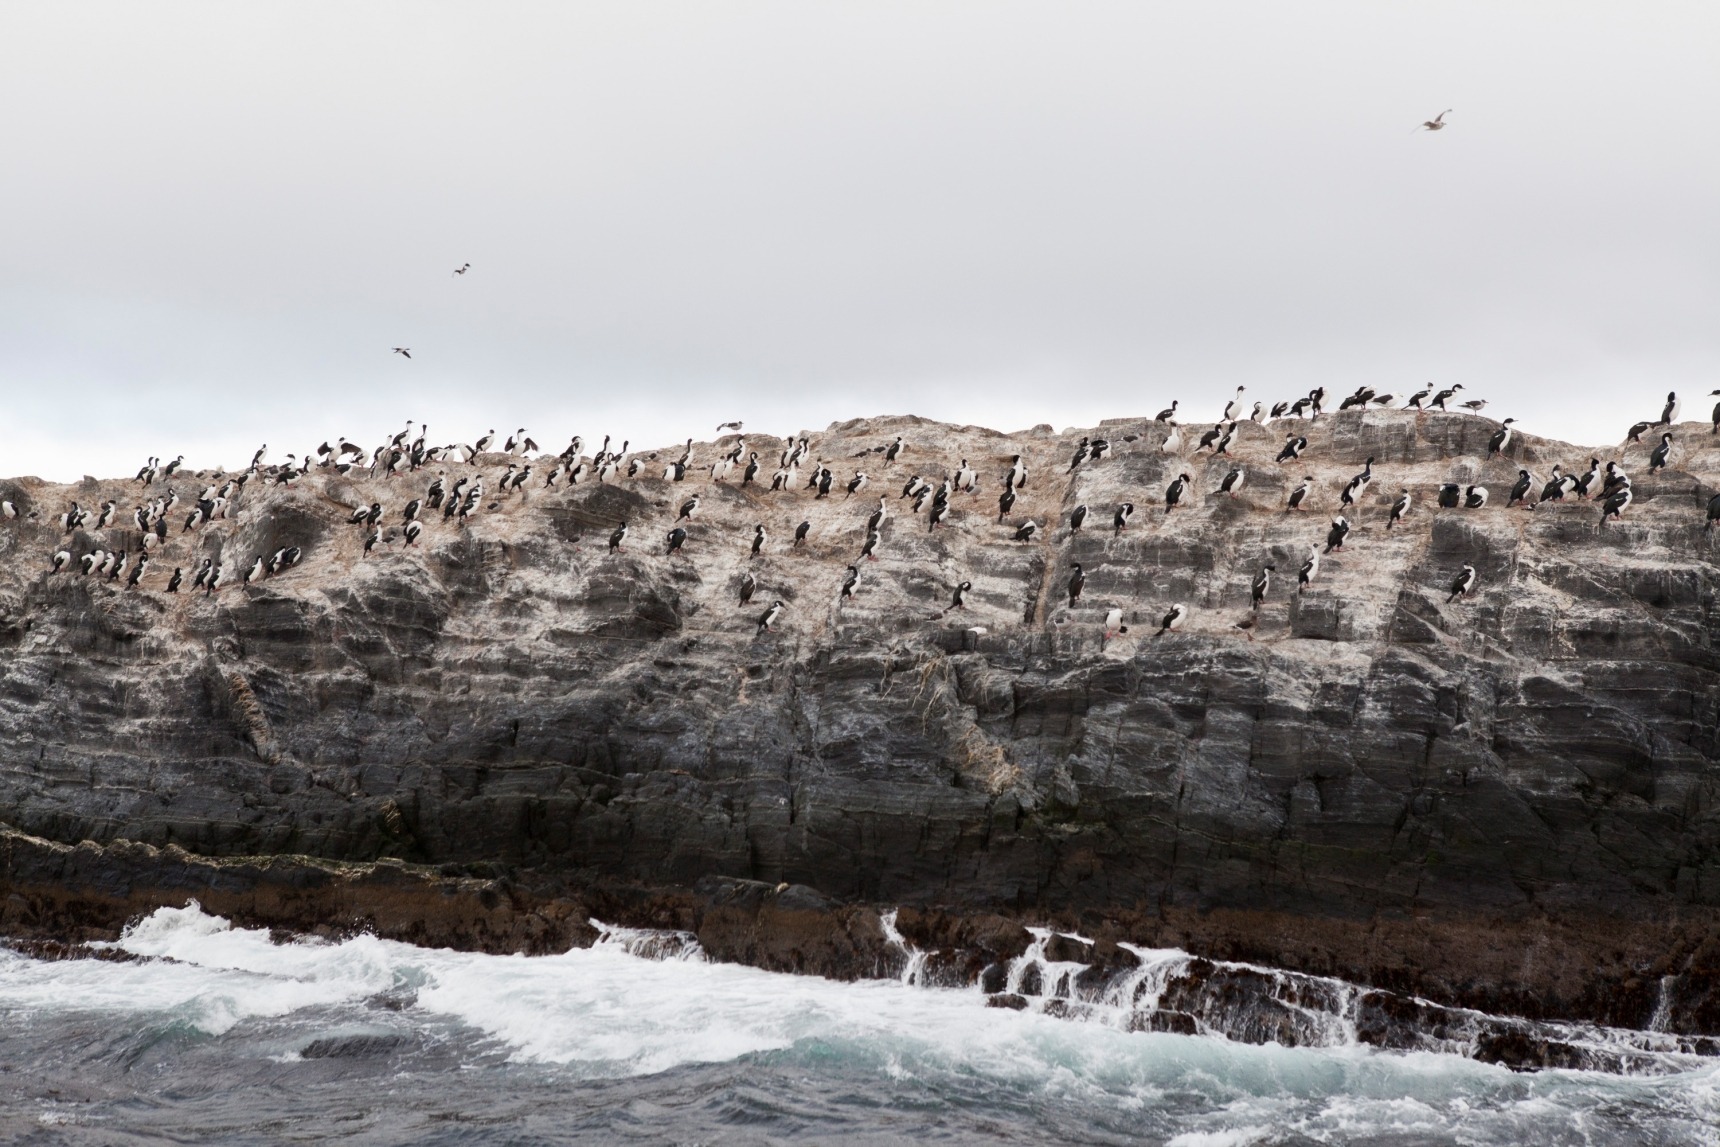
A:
[{"xmin": 3, "ymin": 409, "xmax": 1720, "ymax": 1037}]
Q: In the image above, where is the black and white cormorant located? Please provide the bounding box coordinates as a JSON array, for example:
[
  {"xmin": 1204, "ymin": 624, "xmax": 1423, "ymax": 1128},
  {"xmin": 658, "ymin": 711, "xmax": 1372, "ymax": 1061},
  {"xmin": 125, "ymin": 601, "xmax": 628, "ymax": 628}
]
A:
[
  {"xmin": 666, "ymin": 527, "xmax": 688, "ymax": 555},
  {"xmin": 1251, "ymin": 562, "xmax": 1274, "ymax": 609},
  {"xmin": 739, "ymin": 571, "xmax": 756, "ymax": 606},
  {"xmin": 1222, "ymin": 386, "xmax": 1246, "ymax": 422},
  {"xmin": 751, "ymin": 525, "xmax": 767, "ymax": 556},
  {"xmin": 951, "ymin": 580, "xmax": 971, "ymax": 610},
  {"xmin": 1156, "ymin": 603, "xmax": 1187, "ymax": 636},
  {"xmin": 756, "ymin": 600, "xmax": 784, "ymax": 634},
  {"xmin": 1600, "ymin": 481, "xmax": 1634, "ymax": 524},
  {"xmin": 1297, "ymin": 544, "xmax": 1320, "ymax": 592},
  {"xmin": 1428, "ymin": 384, "xmax": 1463, "ymax": 411},
  {"xmin": 1464, "ymin": 485, "xmax": 1489, "ymax": 509},
  {"xmin": 840, "ymin": 565, "xmax": 859, "ymax": 599},
  {"xmin": 1649, "ymin": 433, "xmax": 1674, "ymax": 473},
  {"xmin": 1219, "ymin": 466, "xmax": 1245, "ymax": 498},
  {"xmin": 1507, "ymin": 471, "xmax": 1535, "ymax": 509},
  {"xmin": 1387, "ymin": 488, "xmax": 1412, "ymax": 528},
  {"xmin": 1437, "ymin": 483, "xmax": 1462, "ymax": 509},
  {"xmin": 1276, "ymin": 435, "xmax": 1308, "ymax": 463},
  {"xmin": 1447, "ymin": 564, "xmax": 1477, "ymax": 603},
  {"xmin": 1113, "ymin": 503, "xmax": 1134, "ymax": 534},
  {"xmin": 609, "ymin": 521, "xmax": 628, "ymax": 553},
  {"xmin": 793, "ymin": 521, "xmax": 811, "ymax": 546},
  {"xmin": 1070, "ymin": 504, "xmax": 1088, "ymax": 532},
  {"xmin": 1572, "ymin": 458, "xmax": 1603, "ymax": 499},
  {"xmin": 1287, "ymin": 476, "xmax": 1312, "ymax": 512},
  {"xmin": 1067, "ymin": 564, "xmax": 1084, "ymax": 607},
  {"xmin": 1340, "ymin": 457, "xmax": 1374, "ymax": 507},
  {"xmin": 1538, "ymin": 466, "xmax": 1575, "ymax": 504},
  {"xmin": 1164, "ymin": 473, "xmax": 1191, "ymax": 513},
  {"xmin": 1013, "ymin": 520, "xmax": 1038, "ymax": 542},
  {"xmin": 1324, "ymin": 514, "xmax": 1350, "ymax": 553},
  {"xmin": 1488, "ymin": 419, "xmax": 1516, "ymax": 456}
]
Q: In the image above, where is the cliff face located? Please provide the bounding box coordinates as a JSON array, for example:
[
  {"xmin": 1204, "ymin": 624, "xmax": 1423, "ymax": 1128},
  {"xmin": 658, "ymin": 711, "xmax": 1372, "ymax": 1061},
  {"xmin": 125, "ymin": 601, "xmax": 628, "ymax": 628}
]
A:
[{"xmin": 3, "ymin": 409, "xmax": 1720, "ymax": 1035}]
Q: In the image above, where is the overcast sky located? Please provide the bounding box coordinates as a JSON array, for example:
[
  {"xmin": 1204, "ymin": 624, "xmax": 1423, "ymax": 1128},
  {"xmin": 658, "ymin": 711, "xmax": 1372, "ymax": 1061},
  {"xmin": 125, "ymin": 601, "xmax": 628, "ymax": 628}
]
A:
[{"xmin": 3, "ymin": 2, "xmax": 1717, "ymax": 479}]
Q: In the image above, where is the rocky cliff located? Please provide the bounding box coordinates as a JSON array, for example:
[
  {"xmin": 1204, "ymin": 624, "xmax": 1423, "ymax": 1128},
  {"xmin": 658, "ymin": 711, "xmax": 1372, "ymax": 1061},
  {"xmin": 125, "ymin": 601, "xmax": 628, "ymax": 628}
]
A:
[{"xmin": 4, "ymin": 408, "xmax": 1720, "ymax": 1048}]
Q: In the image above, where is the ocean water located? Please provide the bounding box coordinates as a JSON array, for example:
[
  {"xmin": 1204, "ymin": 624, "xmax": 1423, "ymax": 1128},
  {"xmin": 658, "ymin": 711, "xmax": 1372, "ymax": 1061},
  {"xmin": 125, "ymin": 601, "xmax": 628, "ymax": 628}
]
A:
[{"xmin": 1, "ymin": 905, "xmax": 1716, "ymax": 1145}]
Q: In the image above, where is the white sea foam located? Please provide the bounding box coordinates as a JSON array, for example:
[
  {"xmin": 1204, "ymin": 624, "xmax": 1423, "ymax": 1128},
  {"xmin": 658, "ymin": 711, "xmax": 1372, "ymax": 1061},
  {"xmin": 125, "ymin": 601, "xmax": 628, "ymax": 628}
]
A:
[{"xmin": 3, "ymin": 903, "xmax": 1719, "ymax": 1143}]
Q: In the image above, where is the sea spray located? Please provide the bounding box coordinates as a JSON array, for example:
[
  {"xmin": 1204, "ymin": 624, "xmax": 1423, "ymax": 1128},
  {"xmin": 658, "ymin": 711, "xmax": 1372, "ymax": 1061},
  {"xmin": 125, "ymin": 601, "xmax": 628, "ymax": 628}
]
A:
[{"xmin": 3, "ymin": 905, "xmax": 1720, "ymax": 1145}]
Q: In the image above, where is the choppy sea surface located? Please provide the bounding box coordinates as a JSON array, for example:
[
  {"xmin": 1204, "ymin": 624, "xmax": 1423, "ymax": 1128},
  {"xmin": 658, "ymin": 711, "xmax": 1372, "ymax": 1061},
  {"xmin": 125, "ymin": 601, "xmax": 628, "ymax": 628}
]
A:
[{"xmin": 1, "ymin": 904, "xmax": 1716, "ymax": 1145}]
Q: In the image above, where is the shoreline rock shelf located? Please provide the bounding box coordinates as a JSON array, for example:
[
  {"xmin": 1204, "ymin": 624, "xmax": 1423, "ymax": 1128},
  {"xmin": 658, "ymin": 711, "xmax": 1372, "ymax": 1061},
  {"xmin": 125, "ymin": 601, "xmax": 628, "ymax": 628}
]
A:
[{"xmin": 3, "ymin": 408, "xmax": 1720, "ymax": 1052}]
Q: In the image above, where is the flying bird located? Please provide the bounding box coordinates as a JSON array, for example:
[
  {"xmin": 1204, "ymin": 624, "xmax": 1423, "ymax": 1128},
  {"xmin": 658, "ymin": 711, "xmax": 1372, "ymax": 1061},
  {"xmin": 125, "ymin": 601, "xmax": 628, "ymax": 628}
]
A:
[
  {"xmin": 392, "ymin": 347, "xmax": 411, "ymax": 359},
  {"xmin": 1416, "ymin": 110, "xmax": 1452, "ymax": 132},
  {"xmin": 452, "ymin": 263, "xmax": 470, "ymax": 276}
]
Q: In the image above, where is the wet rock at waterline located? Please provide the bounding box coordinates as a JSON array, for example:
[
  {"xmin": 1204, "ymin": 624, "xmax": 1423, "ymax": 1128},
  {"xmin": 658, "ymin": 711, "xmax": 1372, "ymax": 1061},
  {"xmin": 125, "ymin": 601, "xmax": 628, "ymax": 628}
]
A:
[{"xmin": 5, "ymin": 410, "xmax": 1720, "ymax": 1062}]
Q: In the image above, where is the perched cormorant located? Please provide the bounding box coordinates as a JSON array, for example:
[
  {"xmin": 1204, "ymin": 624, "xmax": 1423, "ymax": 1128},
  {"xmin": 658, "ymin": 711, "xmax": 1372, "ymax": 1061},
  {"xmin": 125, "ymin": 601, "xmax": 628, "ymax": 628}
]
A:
[
  {"xmin": 1488, "ymin": 419, "xmax": 1516, "ymax": 456},
  {"xmin": 1324, "ymin": 514, "xmax": 1351, "ymax": 553},
  {"xmin": 1298, "ymin": 544, "xmax": 1320, "ymax": 591},
  {"xmin": 1387, "ymin": 488, "xmax": 1412, "ymax": 528},
  {"xmin": 1251, "ymin": 562, "xmax": 1274, "ymax": 609},
  {"xmin": 1164, "ymin": 473, "xmax": 1191, "ymax": 513},
  {"xmin": 1650, "ymin": 433, "xmax": 1674, "ymax": 473},
  {"xmin": 1447, "ymin": 564, "xmax": 1477, "ymax": 603}
]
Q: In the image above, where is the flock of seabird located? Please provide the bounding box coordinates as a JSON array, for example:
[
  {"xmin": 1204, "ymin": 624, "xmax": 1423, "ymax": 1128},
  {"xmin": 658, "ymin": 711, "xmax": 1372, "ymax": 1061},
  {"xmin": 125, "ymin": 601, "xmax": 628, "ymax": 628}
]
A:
[{"xmin": 18, "ymin": 377, "xmax": 1720, "ymax": 647}]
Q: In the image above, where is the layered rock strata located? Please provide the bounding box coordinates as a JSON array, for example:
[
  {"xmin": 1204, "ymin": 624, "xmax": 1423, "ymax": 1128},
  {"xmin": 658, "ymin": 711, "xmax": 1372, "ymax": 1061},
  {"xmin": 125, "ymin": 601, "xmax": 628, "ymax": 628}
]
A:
[{"xmin": 3, "ymin": 409, "xmax": 1720, "ymax": 1050}]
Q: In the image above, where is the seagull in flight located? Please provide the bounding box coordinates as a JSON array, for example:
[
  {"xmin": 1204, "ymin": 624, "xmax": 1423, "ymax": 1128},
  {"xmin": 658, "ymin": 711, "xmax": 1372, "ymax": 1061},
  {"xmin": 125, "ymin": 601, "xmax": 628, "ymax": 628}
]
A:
[
  {"xmin": 1416, "ymin": 110, "xmax": 1452, "ymax": 132},
  {"xmin": 452, "ymin": 263, "xmax": 470, "ymax": 276},
  {"xmin": 392, "ymin": 347, "xmax": 411, "ymax": 359}
]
